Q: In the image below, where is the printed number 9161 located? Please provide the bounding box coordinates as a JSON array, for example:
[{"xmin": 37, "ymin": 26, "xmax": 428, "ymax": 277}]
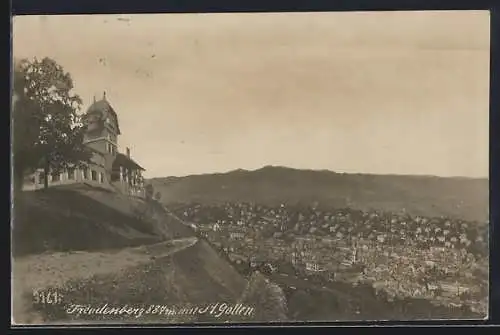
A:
[{"xmin": 32, "ymin": 289, "xmax": 63, "ymax": 305}]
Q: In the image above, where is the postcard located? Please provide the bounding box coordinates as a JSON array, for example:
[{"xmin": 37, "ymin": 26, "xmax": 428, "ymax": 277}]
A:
[{"xmin": 11, "ymin": 10, "xmax": 490, "ymax": 325}]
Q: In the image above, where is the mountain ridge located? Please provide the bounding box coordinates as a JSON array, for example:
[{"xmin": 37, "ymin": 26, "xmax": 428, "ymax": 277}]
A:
[
  {"xmin": 148, "ymin": 166, "xmax": 488, "ymax": 222},
  {"xmin": 150, "ymin": 165, "xmax": 488, "ymax": 181}
]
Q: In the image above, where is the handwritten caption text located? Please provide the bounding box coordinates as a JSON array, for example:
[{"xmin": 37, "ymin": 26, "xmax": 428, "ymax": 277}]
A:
[{"xmin": 66, "ymin": 303, "xmax": 255, "ymax": 319}]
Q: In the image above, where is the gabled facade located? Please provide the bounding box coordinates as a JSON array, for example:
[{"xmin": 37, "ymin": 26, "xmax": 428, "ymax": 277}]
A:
[{"xmin": 22, "ymin": 92, "xmax": 146, "ymax": 198}]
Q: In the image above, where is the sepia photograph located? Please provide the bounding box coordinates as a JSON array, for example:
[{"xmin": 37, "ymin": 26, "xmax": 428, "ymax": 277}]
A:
[{"xmin": 11, "ymin": 10, "xmax": 490, "ymax": 325}]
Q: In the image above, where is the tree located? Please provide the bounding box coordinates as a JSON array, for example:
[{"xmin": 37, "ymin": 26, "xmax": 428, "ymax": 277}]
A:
[
  {"xmin": 154, "ymin": 191, "xmax": 162, "ymax": 201},
  {"xmin": 12, "ymin": 57, "xmax": 91, "ymax": 190},
  {"xmin": 12, "ymin": 60, "xmax": 40, "ymax": 190}
]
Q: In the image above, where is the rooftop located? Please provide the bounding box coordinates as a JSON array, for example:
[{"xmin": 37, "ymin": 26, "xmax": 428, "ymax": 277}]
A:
[
  {"xmin": 85, "ymin": 93, "xmax": 121, "ymax": 135},
  {"xmin": 114, "ymin": 153, "xmax": 145, "ymax": 171}
]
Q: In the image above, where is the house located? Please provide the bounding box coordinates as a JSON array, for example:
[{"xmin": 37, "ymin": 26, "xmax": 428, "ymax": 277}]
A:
[
  {"xmin": 22, "ymin": 92, "xmax": 146, "ymax": 197},
  {"xmin": 305, "ymin": 262, "xmax": 326, "ymax": 272},
  {"xmin": 229, "ymin": 231, "xmax": 245, "ymax": 240}
]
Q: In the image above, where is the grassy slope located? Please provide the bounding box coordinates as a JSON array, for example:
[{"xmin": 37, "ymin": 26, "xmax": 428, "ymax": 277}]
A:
[
  {"xmin": 149, "ymin": 166, "xmax": 488, "ymax": 222},
  {"xmin": 12, "ymin": 184, "xmax": 197, "ymax": 257}
]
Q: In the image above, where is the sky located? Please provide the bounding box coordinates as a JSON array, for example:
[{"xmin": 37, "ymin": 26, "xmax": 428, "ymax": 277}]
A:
[{"xmin": 12, "ymin": 11, "xmax": 490, "ymax": 178}]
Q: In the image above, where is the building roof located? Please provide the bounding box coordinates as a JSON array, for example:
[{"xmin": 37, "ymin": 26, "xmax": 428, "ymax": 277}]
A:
[
  {"xmin": 113, "ymin": 153, "xmax": 145, "ymax": 171},
  {"xmin": 85, "ymin": 98, "xmax": 121, "ymax": 135}
]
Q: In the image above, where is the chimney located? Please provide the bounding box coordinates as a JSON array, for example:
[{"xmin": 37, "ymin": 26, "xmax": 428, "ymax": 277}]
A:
[{"xmin": 126, "ymin": 147, "xmax": 130, "ymax": 158}]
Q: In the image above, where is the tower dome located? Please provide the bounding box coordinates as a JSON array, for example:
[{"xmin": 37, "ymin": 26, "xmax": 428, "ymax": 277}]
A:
[{"xmin": 83, "ymin": 91, "xmax": 121, "ymax": 135}]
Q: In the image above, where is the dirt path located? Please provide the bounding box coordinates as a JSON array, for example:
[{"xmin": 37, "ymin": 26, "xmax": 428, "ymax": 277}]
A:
[{"xmin": 12, "ymin": 237, "xmax": 198, "ymax": 325}]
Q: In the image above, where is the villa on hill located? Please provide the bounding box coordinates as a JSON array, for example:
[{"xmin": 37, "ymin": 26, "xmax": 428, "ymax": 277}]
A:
[{"xmin": 22, "ymin": 92, "xmax": 146, "ymax": 198}]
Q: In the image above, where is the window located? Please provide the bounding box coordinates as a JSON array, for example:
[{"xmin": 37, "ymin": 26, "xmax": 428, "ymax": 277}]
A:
[
  {"xmin": 108, "ymin": 143, "xmax": 116, "ymax": 154},
  {"xmin": 100, "ymin": 172, "xmax": 105, "ymax": 183},
  {"xmin": 83, "ymin": 168, "xmax": 89, "ymax": 180},
  {"xmin": 67, "ymin": 168, "xmax": 75, "ymax": 180},
  {"xmin": 51, "ymin": 172, "xmax": 61, "ymax": 182},
  {"xmin": 91, "ymin": 170, "xmax": 97, "ymax": 181}
]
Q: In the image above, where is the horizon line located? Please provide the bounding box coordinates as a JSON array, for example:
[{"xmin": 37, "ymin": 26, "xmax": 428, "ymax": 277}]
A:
[{"xmin": 146, "ymin": 165, "xmax": 489, "ymax": 180}]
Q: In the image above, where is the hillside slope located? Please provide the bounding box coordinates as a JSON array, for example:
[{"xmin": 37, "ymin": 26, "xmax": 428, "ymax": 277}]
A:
[
  {"xmin": 12, "ymin": 185, "xmax": 260, "ymax": 324},
  {"xmin": 12, "ymin": 184, "xmax": 195, "ymax": 257},
  {"xmin": 238, "ymin": 271, "xmax": 288, "ymax": 322},
  {"xmin": 149, "ymin": 166, "xmax": 488, "ymax": 221}
]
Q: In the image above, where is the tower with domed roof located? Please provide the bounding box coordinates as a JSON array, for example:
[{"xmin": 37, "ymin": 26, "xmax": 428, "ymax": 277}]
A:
[
  {"xmin": 81, "ymin": 91, "xmax": 145, "ymax": 196},
  {"xmin": 82, "ymin": 91, "xmax": 120, "ymax": 157}
]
